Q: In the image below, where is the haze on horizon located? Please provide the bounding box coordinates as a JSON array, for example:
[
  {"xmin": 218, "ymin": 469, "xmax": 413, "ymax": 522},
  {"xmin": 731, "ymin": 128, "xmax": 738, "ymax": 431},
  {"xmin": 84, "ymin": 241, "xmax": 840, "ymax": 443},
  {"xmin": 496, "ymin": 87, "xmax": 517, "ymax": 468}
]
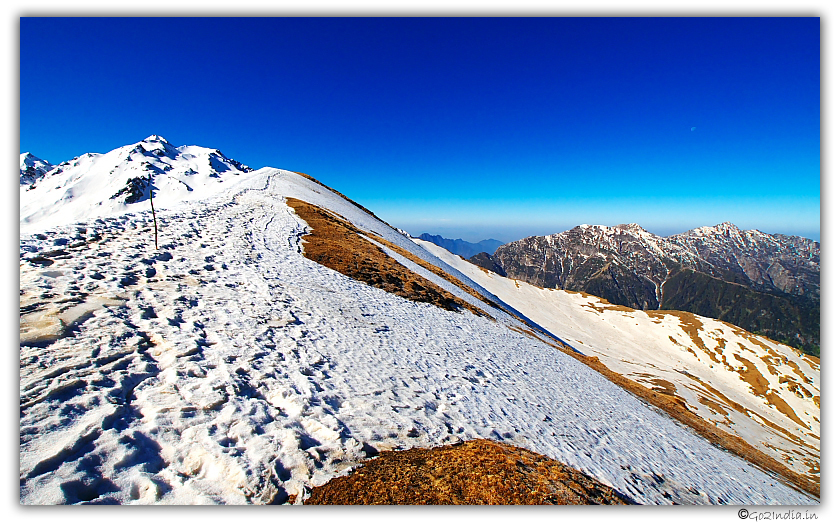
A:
[{"xmin": 20, "ymin": 17, "xmax": 819, "ymax": 243}]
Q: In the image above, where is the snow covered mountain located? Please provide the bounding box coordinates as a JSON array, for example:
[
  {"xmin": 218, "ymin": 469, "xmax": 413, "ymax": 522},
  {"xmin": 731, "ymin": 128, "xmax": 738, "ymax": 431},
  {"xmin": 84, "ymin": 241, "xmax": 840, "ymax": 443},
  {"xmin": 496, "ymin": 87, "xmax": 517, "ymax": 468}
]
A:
[
  {"xmin": 20, "ymin": 135, "xmax": 253, "ymax": 234},
  {"xmin": 20, "ymin": 152, "xmax": 54, "ymax": 186},
  {"xmin": 487, "ymin": 223, "xmax": 820, "ymax": 355},
  {"xmin": 19, "ymin": 137, "xmax": 818, "ymax": 505}
]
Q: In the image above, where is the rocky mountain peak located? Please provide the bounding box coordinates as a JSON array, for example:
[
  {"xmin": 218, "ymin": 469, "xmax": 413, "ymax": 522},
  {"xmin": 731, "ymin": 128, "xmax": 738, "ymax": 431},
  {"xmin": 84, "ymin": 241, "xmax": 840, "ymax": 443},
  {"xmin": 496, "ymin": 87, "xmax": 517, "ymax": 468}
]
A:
[
  {"xmin": 710, "ymin": 221, "xmax": 742, "ymax": 237},
  {"xmin": 615, "ymin": 223, "xmax": 650, "ymax": 235},
  {"xmin": 19, "ymin": 152, "xmax": 54, "ymax": 186},
  {"xmin": 682, "ymin": 221, "xmax": 745, "ymax": 239}
]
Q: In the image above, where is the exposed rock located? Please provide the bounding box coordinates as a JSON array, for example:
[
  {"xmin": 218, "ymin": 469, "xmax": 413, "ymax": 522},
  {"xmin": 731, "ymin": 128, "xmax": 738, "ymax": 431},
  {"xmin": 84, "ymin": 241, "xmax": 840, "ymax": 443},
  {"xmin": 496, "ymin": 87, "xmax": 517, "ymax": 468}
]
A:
[
  {"xmin": 468, "ymin": 251, "xmax": 507, "ymax": 276},
  {"xmin": 20, "ymin": 152, "xmax": 54, "ymax": 186}
]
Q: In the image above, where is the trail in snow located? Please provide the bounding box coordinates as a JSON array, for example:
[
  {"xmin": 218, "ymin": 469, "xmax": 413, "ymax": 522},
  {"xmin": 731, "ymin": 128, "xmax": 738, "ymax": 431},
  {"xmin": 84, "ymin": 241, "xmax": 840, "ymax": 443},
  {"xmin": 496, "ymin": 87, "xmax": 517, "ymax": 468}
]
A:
[{"xmin": 19, "ymin": 169, "xmax": 813, "ymax": 505}]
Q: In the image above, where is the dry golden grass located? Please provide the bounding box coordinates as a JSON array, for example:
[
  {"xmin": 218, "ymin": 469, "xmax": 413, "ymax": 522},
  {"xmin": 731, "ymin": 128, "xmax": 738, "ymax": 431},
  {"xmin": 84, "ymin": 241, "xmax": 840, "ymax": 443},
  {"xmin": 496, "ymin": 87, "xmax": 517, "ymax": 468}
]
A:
[
  {"xmin": 680, "ymin": 370, "xmax": 819, "ymax": 485},
  {"xmin": 802, "ymin": 354, "xmax": 820, "ymax": 371},
  {"xmin": 729, "ymin": 322, "xmax": 817, "ymax": 366},
  {"xmin": 304, "ymin": 439, "xmax": 634, "ymax": 505},
  {"xmin": 783, "ymin": 357, "xmax": 814, "ymax": 387},
  {"xmin": 681, "ymin": 371, "xmax": 815, "ymax": 450},
  {"xmin": 762, "ymin": 347, "xmax": 819, "ymax": 400},
  {"xmin": 761, "ymin": 355, "xmax": 780, "ymax": 376},
  {"xmin": 732, "ymin": 353, "xmax": 808, "ymax": 429},
  {"xmin": 803, "ymin": 458, "xmax": 820, "ymax": 477},
  {"xmin": 779, "ymin": 376, "xmax": 813, "ymax": 399},
  {"xmin": 767, "ymin": 391, "xmax": 808, "ymax": 429},
  {"xmin": 646, "ymin": 310, "xmax": 724, "ymax": 365},
  {"xmin": 286, "ymin": 198, "xmax": 488, "ymax": 317},
  {"xmin": 648, "ymin": 378, "xmax": 678, "ymax": 396},
  {"xmin": 733, "ymin": 353, "xmax": 771, "ymax": 396}
]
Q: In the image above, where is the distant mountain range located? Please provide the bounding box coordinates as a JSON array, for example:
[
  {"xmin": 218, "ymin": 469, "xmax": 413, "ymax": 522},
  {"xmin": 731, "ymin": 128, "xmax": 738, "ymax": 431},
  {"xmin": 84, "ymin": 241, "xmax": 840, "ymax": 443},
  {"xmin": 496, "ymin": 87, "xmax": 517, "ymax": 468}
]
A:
[
  {"xmin": 471, "ymin": 223, "xmax": 820, "ymax": 356},
  {"xmin": 417, "ymin": 233, "xmax": 502, "ymax": 259}
]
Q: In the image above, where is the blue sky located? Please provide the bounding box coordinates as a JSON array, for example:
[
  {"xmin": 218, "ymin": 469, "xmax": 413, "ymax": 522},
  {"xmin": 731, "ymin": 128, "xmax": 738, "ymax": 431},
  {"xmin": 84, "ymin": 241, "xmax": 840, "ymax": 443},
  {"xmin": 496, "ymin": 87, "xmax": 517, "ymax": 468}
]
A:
[{"xmin": 20, "ymin": 17, "xmax": 820, "ymax": 242}]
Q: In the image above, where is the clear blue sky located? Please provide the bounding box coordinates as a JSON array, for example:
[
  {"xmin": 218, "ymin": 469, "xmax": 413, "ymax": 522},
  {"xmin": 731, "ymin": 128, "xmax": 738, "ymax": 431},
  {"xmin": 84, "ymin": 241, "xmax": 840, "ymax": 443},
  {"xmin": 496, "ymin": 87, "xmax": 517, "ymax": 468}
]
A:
[{"xmin": 20, "ymin": 17, "xmax": 820, "ymax": 242}]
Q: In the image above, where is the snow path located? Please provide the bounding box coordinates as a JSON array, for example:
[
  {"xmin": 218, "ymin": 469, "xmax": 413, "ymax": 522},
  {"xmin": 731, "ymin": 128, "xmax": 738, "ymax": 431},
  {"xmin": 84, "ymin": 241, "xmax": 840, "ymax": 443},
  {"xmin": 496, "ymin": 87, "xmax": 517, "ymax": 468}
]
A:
[{"xmin": 20, "ymin": 170, "xmax": 812, "ymax": 504}]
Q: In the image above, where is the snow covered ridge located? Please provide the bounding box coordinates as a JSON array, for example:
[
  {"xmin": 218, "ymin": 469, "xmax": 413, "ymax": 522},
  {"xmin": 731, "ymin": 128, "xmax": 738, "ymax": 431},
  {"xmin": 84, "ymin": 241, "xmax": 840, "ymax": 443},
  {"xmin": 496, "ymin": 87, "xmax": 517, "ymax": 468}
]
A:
[
  {"xmin": 20, "ymin": 136, "xmax": 253, "ymax": 235},
  {"xmin": 19, "ymin": 137, "xmax": 815, "ymax": 504},
  {"xmin": 419, "ymin": 240, "xmax": 820, "ymax": 493}
]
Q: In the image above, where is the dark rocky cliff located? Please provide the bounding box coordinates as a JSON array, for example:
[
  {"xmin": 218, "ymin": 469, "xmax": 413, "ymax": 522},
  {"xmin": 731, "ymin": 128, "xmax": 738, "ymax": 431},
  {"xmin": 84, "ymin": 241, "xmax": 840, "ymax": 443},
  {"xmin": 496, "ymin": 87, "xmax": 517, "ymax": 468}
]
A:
[{"xmin": 480, "ymin": 223, "xmax": 820, "ymax": 356}]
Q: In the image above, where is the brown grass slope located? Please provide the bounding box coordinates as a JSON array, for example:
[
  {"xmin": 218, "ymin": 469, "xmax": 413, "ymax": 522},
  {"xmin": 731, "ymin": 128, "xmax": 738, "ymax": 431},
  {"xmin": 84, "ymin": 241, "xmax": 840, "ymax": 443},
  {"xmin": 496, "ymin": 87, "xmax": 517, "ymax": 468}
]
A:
[
  {"xmin": 286, "ymin": 197, "xmax": 487, "ymax": 317},
  {"xmin": 305, "ymin": 439, "xmax": 634, "ymax": 505}
]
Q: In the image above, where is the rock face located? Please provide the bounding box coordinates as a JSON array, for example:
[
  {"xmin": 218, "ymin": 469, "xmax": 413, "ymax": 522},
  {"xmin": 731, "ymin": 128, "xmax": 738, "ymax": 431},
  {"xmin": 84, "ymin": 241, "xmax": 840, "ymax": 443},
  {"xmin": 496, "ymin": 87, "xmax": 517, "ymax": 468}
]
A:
[
  {"xmin": 668, "ymin": 223, "xmax": 820, "ymax": 300},
  {"xmin": 482, "ymin": 223, "xmax": 820, "ymax": 355},
  {"xmin": 469, "ymin": 252, "xmax": 507, "ymax": 276}
]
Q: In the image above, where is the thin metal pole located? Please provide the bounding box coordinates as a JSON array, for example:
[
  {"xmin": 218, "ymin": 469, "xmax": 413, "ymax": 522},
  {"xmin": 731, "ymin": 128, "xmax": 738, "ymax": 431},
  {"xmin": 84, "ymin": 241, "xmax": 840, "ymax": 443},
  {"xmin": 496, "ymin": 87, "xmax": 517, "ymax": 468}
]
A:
[{"xmin": 149, "ymin": 174, "xmax": 158, "ymax": 250}]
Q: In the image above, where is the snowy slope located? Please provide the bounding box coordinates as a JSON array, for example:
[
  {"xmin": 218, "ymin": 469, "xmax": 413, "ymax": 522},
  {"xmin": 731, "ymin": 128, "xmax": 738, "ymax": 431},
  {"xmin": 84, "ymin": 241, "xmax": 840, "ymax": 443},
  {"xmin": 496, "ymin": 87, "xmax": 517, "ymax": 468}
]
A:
[
  {"xmin": 417, "ymin": 239, "xmax": 820, "ymax": 483},
  {"xmin": 19, "ymin": 138, "xmax": 816, "ymax": 505}
]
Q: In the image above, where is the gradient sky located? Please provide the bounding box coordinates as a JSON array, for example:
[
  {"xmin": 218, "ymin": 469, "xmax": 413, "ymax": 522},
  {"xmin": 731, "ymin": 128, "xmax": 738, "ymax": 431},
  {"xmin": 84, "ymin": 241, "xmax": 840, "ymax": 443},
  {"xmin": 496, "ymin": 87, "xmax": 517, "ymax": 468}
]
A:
[{"xmin": 20, "ymin": 17, "xmax": 820, "ymax": 242}]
